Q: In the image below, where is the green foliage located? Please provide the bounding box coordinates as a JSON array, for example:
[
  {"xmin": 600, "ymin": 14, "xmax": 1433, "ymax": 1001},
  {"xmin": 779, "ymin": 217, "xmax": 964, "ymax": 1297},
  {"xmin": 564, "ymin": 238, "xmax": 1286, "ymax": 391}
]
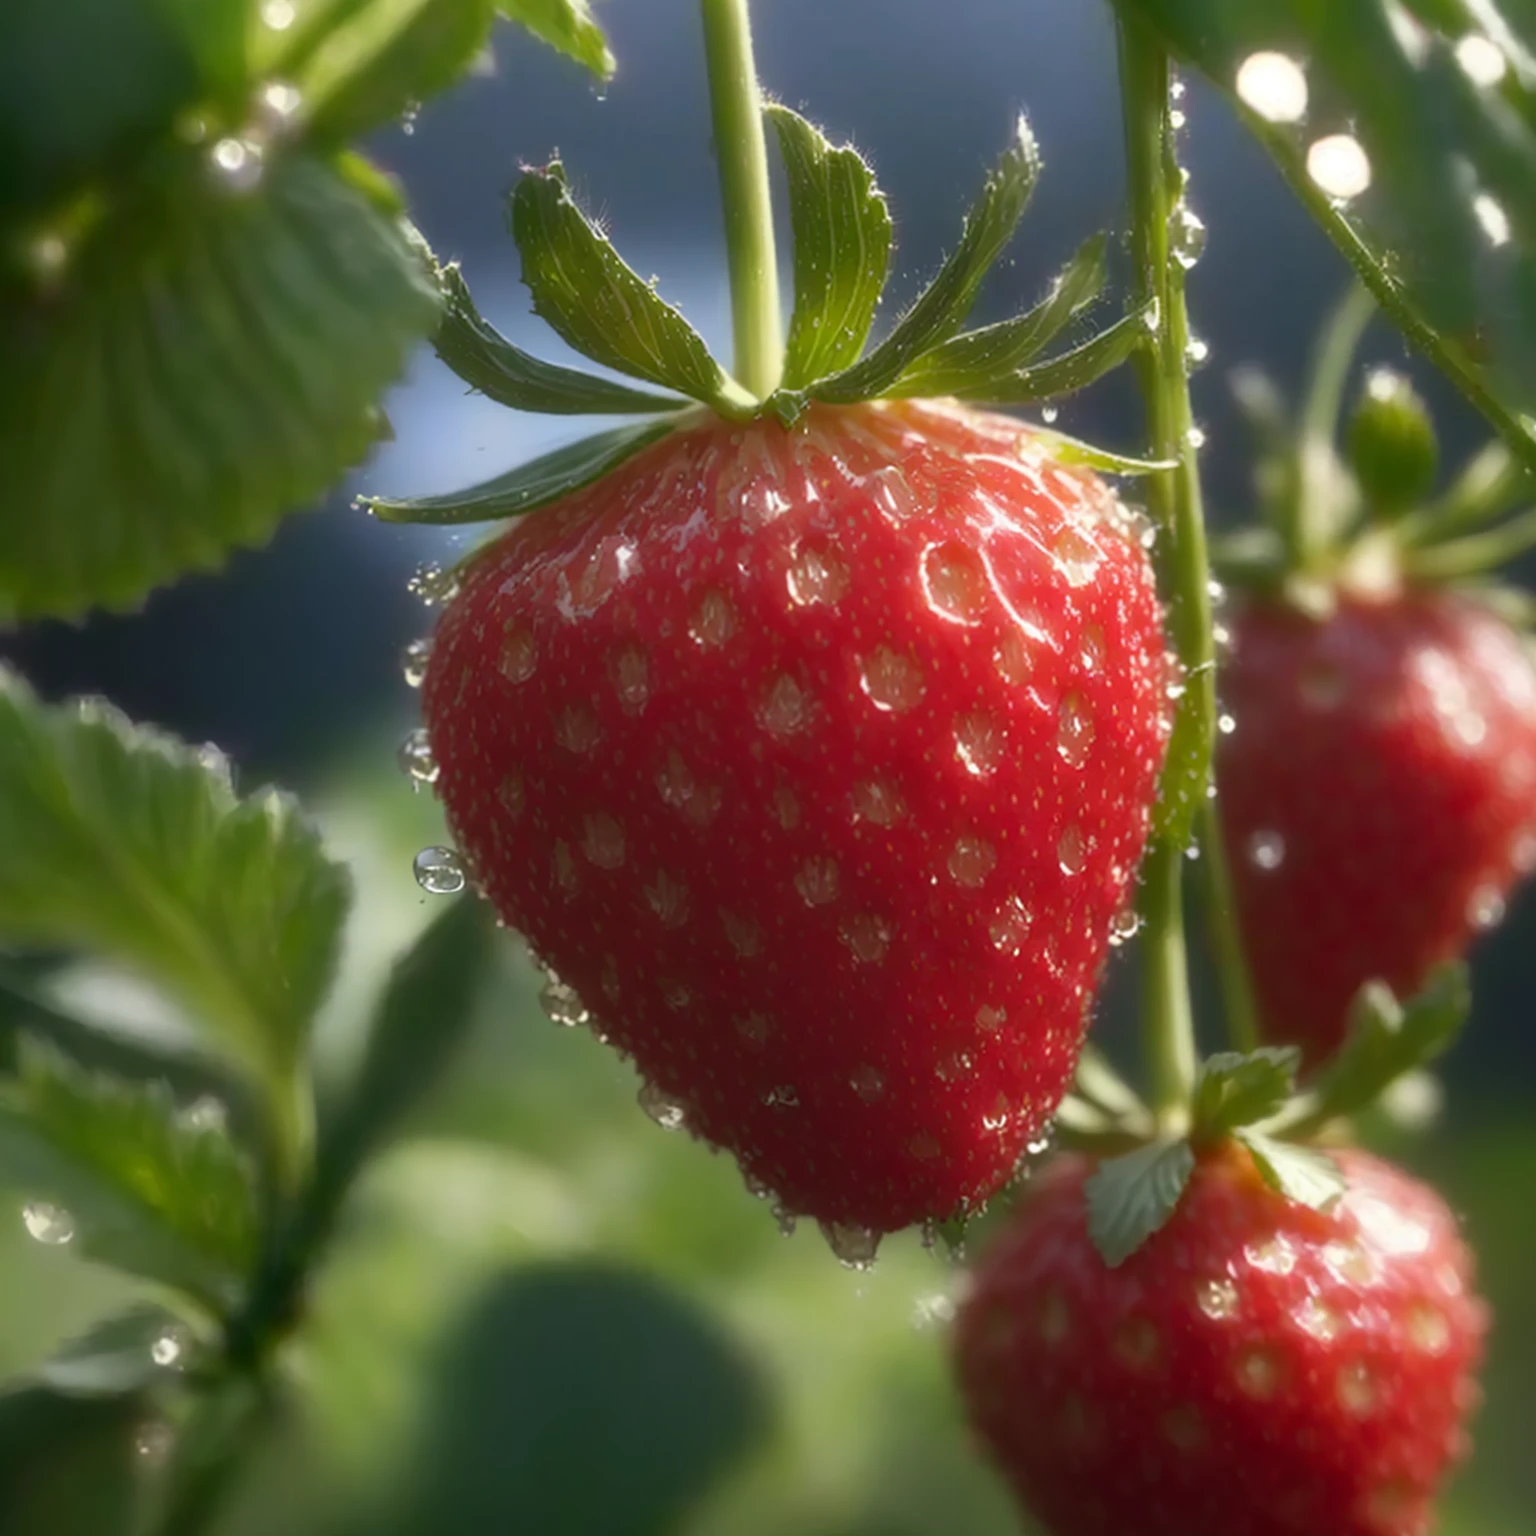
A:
[
  {"xmin": 39, "ymin": 1305, "xmax": 192, "ymax": 1398},
  {"xmin": 1234, "ymin": 1131, "xmax": 1345, "ymax": 1211},
  {"xmin": 766, "ymin": 107, "xmax": 893, "ymax": 390},
  {"xmin": 0, "ymin": 1040, "xmax": 258, "ymax": 1307},
  {"xmin": 1348, "ymin": 367, "xmax": 1440, "ymax": 515},
  {"xmin": 1190, "ymin": 1046, "xmax": 1301, "ymax": 1139},
  {"xmin": 497, "ymin": 0, "xmax": 614, "ymax": 80},
  {"xmin": 1084, "ymin": 1137, "xmax": 1195, "ymax": 1267},
  {"xmin": 0, "ymin": 676, "xmax": 351, "ymax": 1089}
]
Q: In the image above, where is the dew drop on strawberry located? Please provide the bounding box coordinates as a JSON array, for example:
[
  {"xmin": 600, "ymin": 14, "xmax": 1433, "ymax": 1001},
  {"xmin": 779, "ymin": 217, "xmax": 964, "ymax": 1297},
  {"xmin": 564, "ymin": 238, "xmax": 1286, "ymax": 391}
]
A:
[{"xmin": 421, "ymin": 400, "xmax": 1170, "ymax": 1235}]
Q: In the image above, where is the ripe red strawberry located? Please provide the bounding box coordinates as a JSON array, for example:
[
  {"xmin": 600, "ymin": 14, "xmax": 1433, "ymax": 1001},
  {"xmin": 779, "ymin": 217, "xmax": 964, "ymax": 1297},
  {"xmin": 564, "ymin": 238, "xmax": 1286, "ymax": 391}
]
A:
[
  {"xmin": 421, "ymin": 398, "xmax": 1169, "ymax": 1242},
  {"xmin": 954, "ymin": 1143, "xmax": 1487, "ymax": 1536},
  {"xmin": 1219, "ymin": 591, "xmax": 1536, "ymax": 1065}
]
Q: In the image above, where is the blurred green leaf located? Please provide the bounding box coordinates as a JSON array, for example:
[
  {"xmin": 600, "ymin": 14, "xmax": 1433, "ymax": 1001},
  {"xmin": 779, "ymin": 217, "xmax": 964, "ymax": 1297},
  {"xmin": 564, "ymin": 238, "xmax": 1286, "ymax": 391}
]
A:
[
  {"xmin": 0, "ymin": 1039, "xmax": 259, "ymax": 1306},
  {"xmin": 0, "ymin": 674, "xmax": 350, "ymax": 1085},
  {"xmin": 0, "ymin": 151, "xmax": 438, "ymax": 621},
  {"xmin": 1113, "ymin": 0, "xmax": 1536, "ymax": 469},
  {"xmin": 0, "ymin": 1383, "xmax": 144, "ymax": 1536},
  {"xmin": 1190, "ymin": 1046, "xmax": 1300, "ymax": 1138},
  {"xmin": 497, "ymin": 0, "xmax": 614, "ymax": 79},
  {"xmin": 766, "ymin": 106, "xmax": 893, "ymax": 390},
  {"xmin": 1236, "ymin": 1130, "xmax": 1345, "ymax": 1211},
  {"xmin": 1085, "ymin": 1137, "xmax": 1194, "ymax": 1267},
  {"xmin": 386, "ymin": 1262, "xmax": 770, "ymax": 1536},
  {"xmin": 39, "ymin": 1304, "xmax": 191, "ymax": 1398}
]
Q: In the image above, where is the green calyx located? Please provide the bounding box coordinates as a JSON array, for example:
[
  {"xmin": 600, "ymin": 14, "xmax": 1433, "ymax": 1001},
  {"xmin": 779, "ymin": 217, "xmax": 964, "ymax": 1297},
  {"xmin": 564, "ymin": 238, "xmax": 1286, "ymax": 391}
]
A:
[
  {"xmin": 367, "ymin": 107, "xmax": 1163, "ymax": 528},
  {"xmin": 1061, "ymin": 962, "xmax": 1470, "ymax": 1269},
  {"xmin": 1213, "ymin": 283, "xmax": 1536, "ymax": 613}
]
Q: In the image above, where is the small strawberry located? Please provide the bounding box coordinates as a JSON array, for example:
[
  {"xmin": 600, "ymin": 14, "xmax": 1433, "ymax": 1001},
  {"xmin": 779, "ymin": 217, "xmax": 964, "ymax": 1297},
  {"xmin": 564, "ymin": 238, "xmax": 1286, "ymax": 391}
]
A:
[
  {"xmin": 1220, "ymin": 590, "xmax": 1536, "ymax": 1065},
  {"xmin": 422, "ymin": 400, "xmax": 1169, "ymax": 1241},
  {"xmin": 954, "ymin": 1142, "xmax": 1487, "ymax": 1536}
]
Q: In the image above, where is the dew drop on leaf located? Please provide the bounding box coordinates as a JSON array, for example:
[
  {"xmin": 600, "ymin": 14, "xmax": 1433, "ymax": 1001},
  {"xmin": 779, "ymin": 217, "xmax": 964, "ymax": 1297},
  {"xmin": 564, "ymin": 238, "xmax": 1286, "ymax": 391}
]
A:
[
  {"xmin": 208, "ymin": 137, "xmax": 264, "ymax": 193},
  {"xmin": 22, "ymin": 1202, "xmax": 74, "ymax": 1245},
  {"xmin": 413, "ymin": 846, "xmax": 466, "ymax": 895},
  {"xmin": 397, "ymin": 727, "xmax": 438, "ymax": 787}
]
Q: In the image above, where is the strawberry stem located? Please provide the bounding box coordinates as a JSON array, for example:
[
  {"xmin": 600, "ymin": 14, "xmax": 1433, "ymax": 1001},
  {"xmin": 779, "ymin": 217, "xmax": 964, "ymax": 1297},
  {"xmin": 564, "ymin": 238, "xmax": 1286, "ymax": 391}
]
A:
[{"xmin": 699, "ymin": 0, "xmax": 783, "ymax": 400}]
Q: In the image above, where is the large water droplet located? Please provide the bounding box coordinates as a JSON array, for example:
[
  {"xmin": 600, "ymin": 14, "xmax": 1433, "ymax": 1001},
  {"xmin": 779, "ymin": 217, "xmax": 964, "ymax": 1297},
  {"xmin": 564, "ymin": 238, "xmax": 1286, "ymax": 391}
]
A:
[
  {"xmin": 923, "ymin": 542, "xmax": 990, "ymax": 624},
  {"xmin": 638, "ymin": 1081, "xmax": 687, "ymax": 1131},
  {"xmin": 1057, "ymin": 825, "xmax": 1087, "ymax": 876},
  {"xmin": 860, "ymin": 647, "xmax": 924, "ymax": 712},
  {"xmin": 689, "ymin": 588, "xmax": 736, "ymax": 648},
  {"xmin": 1235, "ymin": 51, "xmax": 1309, "ymax": 124},
  {"xmin": 540, "ymin": 973, "xmax": 589, "ymax": 1028},
  {"xmin": 397, "ymin": 727, "xmax": 438, "ymax": 787},
  {"xmin": 947, "ymin": 834, "xmax": 998, "ymax": 888},
  {"xmin": 1053, "ymin": 526, "xmax": 1102, "ymax": 587},
  {"xmin": 151, "ymin": 1331, "xmax": 184, "ymax": 1368},
  {"xmin": 413, "ymin": 846, "xmax": 466, "ymax": 895},
  {"xmin": 819, "ymin": 1220, "xmax": 882, "ymax": 1270},
  {"xmin": 787, "ymin": 542, "xmax": 850, "ymax": 606},
  {"xmin": 989, "ymin": 896, "xmax": 1031, "ymax": 954},
  {"xmin": 22, "ymin": 1201, "xmax": 74, "ymax": 1245},
  {"xmin": 1307, "ymin": 134, "xmax": 1372, "ymax": 201},
  {"xmin": 1056, "ymin": 694, "xmax": 1095, "ymax": 769},
  {"xmin": 1170, "ymin": 203, "xmax": 1207, "ymax": 270},
  {"xmin": 401, "ymin": 637, "xmax": 433, "ymax": 688},
  {"xmin": 1108, "ymin": 906, "xmax": 1141, "ymax": 946},
  {"xmin": 955, "ymin": 711, "xmax": 1004, "ymax": 776},
  {"xmin": 759, "ymin": 673, "xmax": 810, "ymax": 736},
  {"xmin": 851, "ymin": 779, "xmax": 906, "ymax": 827}
]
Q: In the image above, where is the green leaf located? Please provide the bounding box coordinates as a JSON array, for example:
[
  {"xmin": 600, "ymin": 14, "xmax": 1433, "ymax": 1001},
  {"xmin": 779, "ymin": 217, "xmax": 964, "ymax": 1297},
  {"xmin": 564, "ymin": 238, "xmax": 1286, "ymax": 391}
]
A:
[
  {"xmin": 1084, "ymin": 1138, "xmax": 1195, "ymax": 1268},
  {"xmin": 766, "ymin": 106, "xmax": 893, "ymax": 391},
  {"xmin": 1191, "ymin": 1047, "xmax": 1301, "ymax": 1139},
  {"xmin": 888, "ymin": 232, "xmax": 1107, "ymax": 397},
  {"xmin": 366, "ymin": 418, "xmax": 677, "ymax": 524},
  {"xmin": 1310, "ymin": 964, "xmax": 1471, "ymax": 1125},
  {"xmin": 510, "ymin": 163, "xmax": 752, "ymax": 416},
  {"xmin": 497, "ymin": 0, "xmax": 614, "ymax": 79},
  {"xmin": 0, "ymin": 673, "xmax": 351, "ymax": 1084},
  {"xmin": 312, "ymin": 899, "xmax": 498, "ymax": 1217},
  {"xmin": 433, "ymin": 262, "xmax": 689, "ymax": 414},
  {"xmin": 0, "ymin": 1039, "xmax": 259, "ymax": 1306},
  {"xmin": 40, "ymin": 1305, "xmax": 194, "ymax": 1398},
  {"xmin": 813, "ymin": 115, "xmax": 1042, "ymax": 403},
  {"xmin": 1112, "ymin": 0, "xmax": 1536, "ymax": 471},
  {"xmin": 1033, "ymin": 428, "xmax": 1177, "ymax": 476},
  {"xmin": 0, "ymin": 151, "xmax": 439, "ymax": 621},
  {"xmin": 297, "ymin": 0, "xmax": 497, "ymax": 144},
  {"xmin": 1236, "ymin": 1130, "xmax": 1345, "ymax": 1212},
  {"xmin": 386, "ymin": 1262, "xmax": 770, "ymax": 1536}
]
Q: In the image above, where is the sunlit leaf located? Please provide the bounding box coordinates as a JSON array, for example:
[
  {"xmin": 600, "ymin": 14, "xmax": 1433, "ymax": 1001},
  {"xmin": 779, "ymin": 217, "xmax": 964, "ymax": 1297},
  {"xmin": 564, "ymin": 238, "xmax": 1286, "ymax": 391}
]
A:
[
  {"xmin": 1236, "ymin": 1130, "xmax": 1345, "ymax": 1211},
  {"xmin": 497, "ymin": 0, "xmax": 614, "ymax": 79},
  {"xmin": 1085, "ymin": 1137, "xmax": 1195, "ymax": 1267},
  {"xmin": 40, "ymin": 1304, "xmax": 194, "ymax": 1398},
  {"xmin": 1191, "ymin": 1047, "xmax": 1301, "ymax": 1138}
]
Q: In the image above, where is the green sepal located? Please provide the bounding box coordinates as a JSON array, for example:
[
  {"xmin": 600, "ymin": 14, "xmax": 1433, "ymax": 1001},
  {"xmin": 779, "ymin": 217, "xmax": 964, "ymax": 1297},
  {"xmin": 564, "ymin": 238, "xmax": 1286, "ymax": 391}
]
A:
[
  {"xmin": 887, "ymin": 232, "xmax": 1107, "ymax": 397},
  {"xmin": 1034, "ymin": 428, "xmax": 1176, "ymax": 476},
  {"xmin": 496, "ymin": 0, "xmax": 615, "ymax": 79},
  {"xmin": 1084, "ymin": 1137, "xmax": 1195, "ymax": 1268},
  {"xmin": 510, "ymin": 163, "xmax": 755, "ymax": 418},
  {"xmin": 433, "ymin": 262, "xmax": 690, "ymax": 415},
  {"xmin": 813, "ymin": 115, "xmax": 1042, "ymax": 404},
  {"xmin": 766, "ymin": 105, "xmax": 893, "ymax": 390},
  {"xmin": 1190, "ymin": 1047, "xmax": 1300, "ymax": 1142},
  {"xmin": 1347, "ymin": 367, "xmax": 1439, "ymax": 519},
  {"xmin": 1235, "ymin": 1130, "xmax": 1345, "ymax": 1212},
  {"xmin": 1401, "ymin": 440, "xmax": 1532, "ymax": 547},
  {"xmin": 40, "ymin": 1305, "xmax": 197, "ymax": 1398},
  {"xmin": 365, "ymin": 418, "xmax": 678, "ymax": 524}
]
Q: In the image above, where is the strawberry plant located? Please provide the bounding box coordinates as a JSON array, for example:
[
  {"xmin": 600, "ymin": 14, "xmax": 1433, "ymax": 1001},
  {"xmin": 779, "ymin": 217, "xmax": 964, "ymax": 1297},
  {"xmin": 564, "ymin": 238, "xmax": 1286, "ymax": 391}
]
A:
[{"xmin": 2, "ymin": 2, "xmax": 1536, "ymax": 1535}]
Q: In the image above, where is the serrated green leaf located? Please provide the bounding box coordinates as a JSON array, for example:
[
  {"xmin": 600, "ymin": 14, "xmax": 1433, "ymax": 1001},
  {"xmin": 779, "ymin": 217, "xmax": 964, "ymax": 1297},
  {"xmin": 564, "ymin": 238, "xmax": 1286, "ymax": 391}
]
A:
[
  {"xmin": 0, "ymin": 673, "xmax": 350, "ymax": 1083},
  {"xmin": 510, "ymin": 163, "xmax": 752, "ymax": 416},
  {"xmin": 1032, "ymin": 428, "xmax": 1177, "ymax": 476},
  {"xmin": 0, "ymin": 151, "xmax": 439, "ymax": 621},
  {"xmin": 766, "ymin": 106, "xmax": 893, "ymax": 390},
  {"xmin": 889, "ymin": 232, "xmax": 1107, "ymax": 397},
  {"xmin": 0, "ymin": 1039, "xmax": 259, "ymax": 1305},
  {"xmin": 1237, "ymin": 1130, "xmax": 1345, "ymax": 1212},
  {"xmin": 298, "ymin": 0, "xmax": 497, "ymax": 144},
  {"xmin": 366, "ymin": 418, "xmax": 677, "ymax": 524},
  {"xmin": 498, "ymin": 0, "xmax": 614, "ymax": 79},
  {"xmin": 1191, "ymin": 1047, "xmax": 1301, "ymax": 1139},
  {"xmin": 40, "ymin": 1304, "xmax": 193, "ymax": 1398},
  {"xmin": 812, "ymin": 116, "xmax": 1040, "ymax": 404},
  {"xmin": 434, "ymin": 262, "xmax": 688, "ymax": 414},
  {"xmin": 1085, "ymin": 1138, "xmax": 1195, "ymax": 1268},
  {"xmin": 0, "ymin": 1384, "xmax": 143, "ymax": 1536}
]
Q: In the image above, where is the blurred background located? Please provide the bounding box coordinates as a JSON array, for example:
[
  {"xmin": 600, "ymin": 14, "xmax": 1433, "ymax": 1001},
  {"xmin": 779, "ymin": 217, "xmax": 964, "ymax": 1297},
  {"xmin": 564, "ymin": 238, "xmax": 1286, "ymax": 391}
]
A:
[{"xmin": 1, "ymin": 2, "xmax": 1533, "ymax": 1533}]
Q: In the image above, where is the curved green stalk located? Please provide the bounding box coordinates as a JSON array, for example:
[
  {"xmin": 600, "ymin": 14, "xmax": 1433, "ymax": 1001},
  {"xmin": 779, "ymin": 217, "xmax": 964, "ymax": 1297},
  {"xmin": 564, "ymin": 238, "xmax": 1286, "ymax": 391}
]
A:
[{"xmin": 699, "ymin": 0, "xmax": 783, "ymax": 399}]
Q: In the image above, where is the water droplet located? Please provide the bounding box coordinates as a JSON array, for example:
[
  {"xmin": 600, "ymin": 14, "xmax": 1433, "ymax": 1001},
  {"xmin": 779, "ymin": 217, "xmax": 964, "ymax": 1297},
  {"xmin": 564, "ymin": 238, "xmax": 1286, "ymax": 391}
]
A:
[
  {"xmin": 795, "ymin": 856, "xmax": 840, "ymax": 906},
  {"xmin": 638, "ymin": 1082, "xmax": 687, "ymax": 1130},
  {"xmin": 181, "ymin": 1096, "xmax": 227, "ymax": 1132},
  {"xmin": 413, "ymin": 846, "xmax": 465, "ymax": 895},
  {"xmin": 721, "ymin": 909, "xmax": 762, "ymax": 957},
  {"xmin": 924, "ymin": 542, "xmax": 990, "ymax": 623},
  {"xmin": 850, "ymin": 1065, "xmax": 885, "ymax": 1102},
  {"xmin": 1217, "ymin": 712, "xmax": 1236, "ymax": 736},
  {"xmin": 787, "ymin": 543, "xmax": 850, "ymax": 606},
  {"xmin": 1294, "ymin": 1296, "xmax": 1341, "ymax": 1342},
  {"xmin": 1056, "ymin": 693, "xmax": 1095, "ymax": 768},
  {"xmin": 1456, "ymin": 33, "xmax": 1507, "ymax": 87},
  {"xmin": 1235, "ymin": 51, "xmax": 1309, "ymax": 124},
  {"xmin": 1323, "ymin": 1240, "xmax": 1376, "ymax": 1287},
  {"xmin": 989, "ymin": 896, "xmax": 1031, "ymax": 954},
  {"xmin": 689, "ymin": 589, "xmax": 736, "ymax": 648},
  {"xmin": 1467, "ymin": 883, "xmax": 1506, "ymax": 930},
  {"xmin": 1057, "ymin": 825, "xmax": 1087, "ymax": 876},
  {"xmin": 947, "ymin": 834, "xmax": 997, "ymax": 889},
  {"xmin": 1337, "ymin": 1362, "xmax": 1376, "ymax": 1416},
  {"xmin": 1307, "ymin": 133, "xmax": 1372, "ymax": 201},
  {"xmin": 1040, "ymin": 403, "xmax": 1060, "ymax": 425},
  {"xmin": 1184, "ymin": 336, "xmax": 1211, "ymax": 372},
  {"xmin": 22, "ymin": 1202, "xmax": 74, "ymax": 1245},
  {"xmin": 645, "ymin": 869, "xmax": 689, "ymax": 927},
  {"xmin": 1237, "ymin": 1347, "xmax": 1282, "ymax": 1398},
  {"xmin": 820, "ymin": 1220, "xmax": 881, "ymax": 1269},
  {"xmin": 840, "ymin": 911, "xmax": 892, "ymax": 963},
  {"xmin": 956, "ymin": 711, "xmax": 1004, "ymax": 776},
  {"xmin": 261, "ymin": 0, "xmax": 296, "ymax": 27},
  {"xmin": 554, "ymin": 704, "xmax": 601, "ymax": 754},
  {"xmin": 1186, "ymin": 425, "xmax": 1208, "ymax": 451},
  {"xmin": 151, "ymin": 1331, "xmax": 183, "ymax": 1368},
  {"xmin": 401, "ymin": 637, "xmax": 433, "ymax": 688},
  {"xmin": 539, "ymin": 973, "xmax": 589, "ymax": 1028},
  {"xmin": 209, "ymin": 137, "xmax": 264, "ymax": 193},
  {"xmin": 1246, "ymin": 1235, "xmax": 1296, "ymax": 1274},
  {"xmin": 860, "ymin": 647, "xmax": 925, "ymax": 712},
  {"xmin": 499, "ymin": 627, "xmax": 536, "ymax": 683},
  {"xmin": 399, "ymin": 100, "xmax": 421, "ymax": 135},
  {"xmin": 1170, "ymin": 204, "xmax": 1207, "ymax": 269},
  {"xmin": 976, "ymin": 1002, "xmax": 1008, "ymax": 1031},
  {"xmin": 1248, "ymin": 829, "xmax": 1286, "ymax": 872},
  {"xmin": 1053, "ymin": 525, "xmax": 1102, "ymax": 587},
  {"xmin": 1108, "ymin": 906, "xmax": 1141, "ymax": 946},
  {"xmin": 994, "ymin": 632, "xmax": 1033, "ymax": 688},
  {"xmin": 582, "ymin": 812, "xmax": 625, "ymax": 869},
  {"xmin": 763, "ymin": 1084, "xmax": 800, "ymax": 1108},
  {"xmin": 135, "ymin": 1421, "xmax": 174, "ymax": 1463},
  {"xmin": 743, "ymin": 1171, "xmax": 774, "ymax": 1201},
  {"xmin": 1196, "ymin": 1277, "xmax": 1239, "ymax": 1320},
  {"xmin": 1169, "ymin": 107, "xmax": 1187, "ymax": 131},
  {"xmin": 1473, "ymin": 191, "xmax": 1512, "ymax": 248},
  {"xmin": 759, "ymin": 673, "xmax": 810, "ymax": 736},
  {"xmin": 257, "ymin": 80, "xmax": 304, "ymax": 133},
  {"xmin": 396, "ymin": 727, "xmax": 438, "ymax": 787},
  {"xmin": 608, "ymin": 643, "xmax": 650, "ymax": 712},
  {"xmin": 850, "ymin": 779, "xmax": 905, "ymax": 827}
]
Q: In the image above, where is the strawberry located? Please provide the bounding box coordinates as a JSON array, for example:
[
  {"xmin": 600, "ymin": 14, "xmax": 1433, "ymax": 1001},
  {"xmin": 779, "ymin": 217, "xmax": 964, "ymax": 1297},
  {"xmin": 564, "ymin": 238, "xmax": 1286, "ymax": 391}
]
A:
[
  {"xmin": 421, "ymin": 399, "xmax": 1169, "ymax": 1243},
  {"xmin": 954, "ymin": 1143, "xmax": 1487, "ymax": 1536},
  {"xmin": 1218, "ymin": 590, "xmax": 1536, "ymax": 1065}
]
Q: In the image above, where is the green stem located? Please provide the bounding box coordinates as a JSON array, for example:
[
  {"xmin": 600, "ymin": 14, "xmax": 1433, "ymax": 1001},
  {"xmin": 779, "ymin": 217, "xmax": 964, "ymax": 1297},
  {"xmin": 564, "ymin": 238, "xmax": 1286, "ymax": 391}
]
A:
[
  {"xmin": 699, "ymin": 0, "xmax": 782, "ymax": 399},
  {"xmin": 1197, "ymin": 801, "xmax": 1261, "ymax": 1053},
  {"xmin": 1404, "ymin": 502, "xmax": 1536, "ymax": 578},
  {"xmin": 1138, "ymin": 842, "xmax": 1198, "ymax": 1128}
]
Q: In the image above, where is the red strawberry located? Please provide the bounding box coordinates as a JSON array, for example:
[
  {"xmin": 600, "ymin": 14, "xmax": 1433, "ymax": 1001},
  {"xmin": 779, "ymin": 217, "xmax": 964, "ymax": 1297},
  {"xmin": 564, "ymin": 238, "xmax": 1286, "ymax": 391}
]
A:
[
  {"xmin": 422, "ymin": 399, "xmax": 1169, "ymax": 1245},
  {"xmin": 1219, "ymin": 591, "xmax": 1536, "ymax": 1065},
  {"xmin": 954, "ymin": 1143, "xmax": 1487, "ymax": 1536}
]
